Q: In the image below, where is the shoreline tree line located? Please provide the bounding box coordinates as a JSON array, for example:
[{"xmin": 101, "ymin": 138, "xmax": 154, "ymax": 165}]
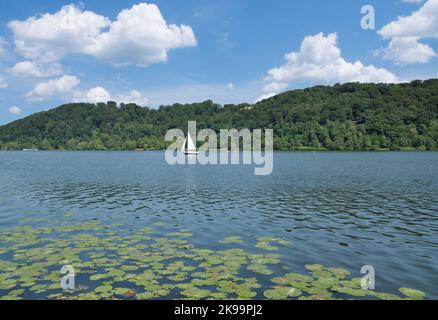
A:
[{"xmin": 1, "ymin": 80, "xmax": 438, "ymax": 151}]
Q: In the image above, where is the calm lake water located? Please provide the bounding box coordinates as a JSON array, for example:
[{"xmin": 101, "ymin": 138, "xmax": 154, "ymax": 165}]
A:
[{"xmin": 0, "ymin": 151, "xmax": 437, "ymax": 299}]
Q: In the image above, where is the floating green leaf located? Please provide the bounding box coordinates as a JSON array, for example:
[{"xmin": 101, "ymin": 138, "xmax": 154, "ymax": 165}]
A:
[
  {"xmin": 255, "ymin": 242, "xmax": 279, "ymax": 251},
  {"xmin": 263, "ymin": 287, "xmax": 297, "ymax": 300},
  {"xmin": 94, "ymin": 285, "xmax": 112, "ymax": 293},
  {"xmin": 219, "ymin": 236, "xmax": 243, "ymax": 244},
  {"xmin": 399, "ymin": 287, "xmax": 426, "ymax": 300},
  {"xmin": 247, "ymin": 264, "xmax": 273, "ymax": 275}
]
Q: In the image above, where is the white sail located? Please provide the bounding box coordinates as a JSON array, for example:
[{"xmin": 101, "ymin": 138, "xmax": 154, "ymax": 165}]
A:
[
  {"xmin": 181, "ymin": 138, "xmax": 187, "ymax": 151},
  {"xmin": 187, "ymin": 132, "xmax": 196, "ymax": 151}
]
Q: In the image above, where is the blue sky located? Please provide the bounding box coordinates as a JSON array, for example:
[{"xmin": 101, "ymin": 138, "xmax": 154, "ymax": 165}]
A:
[{"xmin": 0, "ymin": 0, "xmax": 437, "ymax": 124}]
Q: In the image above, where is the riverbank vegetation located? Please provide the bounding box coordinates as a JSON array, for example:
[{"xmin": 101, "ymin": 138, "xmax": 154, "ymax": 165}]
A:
[{"xmin": 1, "ymin": 80, "xmax": 438, "ymax": 151}]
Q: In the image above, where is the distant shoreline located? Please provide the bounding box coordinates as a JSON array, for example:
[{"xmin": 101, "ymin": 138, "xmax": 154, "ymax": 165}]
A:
[
  {"xmin": 1, "ymin": 81, "xmax": 438, "ymax": 153},
  {"xmin": 2, "ymin": 149, "xmax": 437, "ymax": 152}
]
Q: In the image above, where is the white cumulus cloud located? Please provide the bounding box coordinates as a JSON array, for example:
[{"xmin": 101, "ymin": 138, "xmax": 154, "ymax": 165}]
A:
[
  {"xmin": 255, "ymin": 93, "xmax": 277, "ymax": 103},
  {"xmin": 258, "ymin": 33, "xmax": 398, "ymax": 101},
  {"xmin": 116, "ymin": 90, "xmax": 149, "ymax": 105},
  {"xmin": 82, "ymin": 87, "xmax": 112, "ymax": 103},
  {"xmin": 380, "ymin": 37, "xmax": 436, "ymax": 64},
  {"xmin": 74, "ymin": 87, "xmax": 148, "ymax": 105},
  {"xmin": 87, "ymin": 3, "xmax": 197, "ymax": 66},
  {"xmin": 10, "ymin": 61, "xmax": 61, "ymax": 77},
  {"xmin": 9, "ymin": 106, "xmax": 22, "ymax": 115},
  {"xmin": 8, "ymin": 4, "xmax": 109, "ymax": 64},
  {"xmin": 378, "ymin": 0, "xmax": 438, "ymax": 64},
  {"xmin": 8, "ymin": 3, "xmax": 197, "ymax": 67},
  {"xmin": 26, "ymin": 75, "xmax": 80, "ymax": 101}
]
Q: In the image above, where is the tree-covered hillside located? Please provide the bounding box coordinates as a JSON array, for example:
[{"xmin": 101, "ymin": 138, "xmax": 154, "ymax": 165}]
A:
[{"xmin": 1, "ymin": 80, "xmax": 438, "ymax": 151}]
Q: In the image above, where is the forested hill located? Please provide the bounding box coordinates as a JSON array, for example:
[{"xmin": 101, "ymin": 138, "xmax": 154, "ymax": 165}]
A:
[{"xmin": 1, "ymin": 80, "xmax": 438, "ymax": 151}]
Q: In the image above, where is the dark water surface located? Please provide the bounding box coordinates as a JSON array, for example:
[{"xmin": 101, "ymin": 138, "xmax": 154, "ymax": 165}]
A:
[{"xmin": 0, "ymin": 151, "xmax": 437, "ymax": 299}]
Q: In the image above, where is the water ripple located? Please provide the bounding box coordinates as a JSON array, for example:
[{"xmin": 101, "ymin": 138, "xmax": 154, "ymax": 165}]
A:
[{"xmin": 0, "ymin": 151, "xmax": 437, "ymax": 298}]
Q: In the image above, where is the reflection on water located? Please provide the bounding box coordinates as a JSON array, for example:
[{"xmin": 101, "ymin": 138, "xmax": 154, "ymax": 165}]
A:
[{"xmin": 0, "ymin": 151, "xmax": 437, "ymax": 298}]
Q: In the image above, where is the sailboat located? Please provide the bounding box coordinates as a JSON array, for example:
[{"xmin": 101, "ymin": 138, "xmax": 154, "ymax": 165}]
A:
[{"xmin": 182, "ymin": 132, "xmax": 199, "ymax": 155}]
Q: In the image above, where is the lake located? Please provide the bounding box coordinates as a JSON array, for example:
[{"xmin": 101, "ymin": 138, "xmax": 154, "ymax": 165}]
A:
[{"xmin": 0, "ymin": 151, "xmax": 437, "ymax": 300}]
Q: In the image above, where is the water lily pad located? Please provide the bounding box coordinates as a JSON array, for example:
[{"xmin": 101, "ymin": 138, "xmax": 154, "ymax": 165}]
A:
[
  {"xmin": 210, "ymin": 292, "xmax": 228, "ymax": 299},
  {"xmin": 329, "ymin": 267, "xmax": 350, "ymax": 279},
  {"xmin": 0, "ymin": 279, "xmax": 17, "ymax": 290},
  {"xmin": 181, "ymin": 287, "xmax": 212, "ymax": 299},
  {"xmin": 121, "ymin": 265, "xmax": 139, "ymax": 272},
  {"xmin": 284, "ymin": 273, "xmax": 313, "ymax": 283},
  {"xmin": 255, "ymin": 242, "xmax": 279, "ymax": 251},
  {"xmin": 90, "ymin": 274, "xmax": 107, "ymax": 281},
  {"xmin": 287, "ymin": 288, "xmax": 302, "ymax": 297},
  {"xmin": 313, "ymin": 277, "xmax": 338, "ymax": 289},
  {"xmin": 271, "ymin": 277, "xmax": 291, "ymax": 285},
  {"xmin": 94, "ymin": 285, "xmax": 112, "ymax": 293},
  {"xmin": 168, "ymin": 273, "xmax": 187, "ymax": 282},
  {"xmin": 113, "ymin": 288, "xmax": 131, "ymax": 295},
  {"xmin": 256, "ymin": 237, "xmax": 289, "ymax": 246},
  {"xmin": 263, "ymin": 287, "xmax": 295, "ymax": 300},
  {"xmin": 0, "ymin": 295, "xmax": 22, "ymax": 300},
  {"xmin": 247, "ymin": 264, "xmax": 273, "ymax": 275},
  {"xmin": 372, "ymin": 292, "xmax": 403, "ymax": 300},
  {"xmin": 136, "ymin": 292, "xmax": 155, "ymax": 300},
  {"xmin": 237, "ymin": 289, "xmax": 257, "ymax": 299},
  {"xmin": 399, "ymin": 287, "xmax": 426, "ymax": 300},
  {"xmin": 169, "ymin": 232, "xmax": 193, "ymax": 238},
  {"xmin": 219, "ymin": 236, "xmax": 243, "ymax": 244}
]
